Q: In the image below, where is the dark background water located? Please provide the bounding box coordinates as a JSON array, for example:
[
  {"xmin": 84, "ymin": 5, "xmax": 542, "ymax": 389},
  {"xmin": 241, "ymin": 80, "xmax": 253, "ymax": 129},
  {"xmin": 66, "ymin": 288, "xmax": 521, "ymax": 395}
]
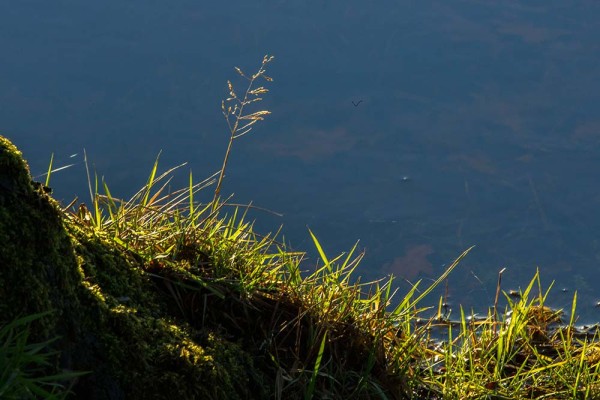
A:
[{"xmin": 3, "ymin": 1, "xmax": 600, "ymax": 322}]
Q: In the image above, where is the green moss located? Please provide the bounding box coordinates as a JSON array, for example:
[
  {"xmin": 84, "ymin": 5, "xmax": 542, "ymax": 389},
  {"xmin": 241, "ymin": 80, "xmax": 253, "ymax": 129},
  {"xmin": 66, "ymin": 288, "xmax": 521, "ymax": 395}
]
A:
[
  {"xmin": 0, "ymin": 136, "xmax": 269, "ymax": 399},
  {"xmin": 0, "ymin": 136, "xmax": 33, "ymax": 195},
  {"xmin": 0, "ymin": 136, "xmax": 83, "ymax": 343}
]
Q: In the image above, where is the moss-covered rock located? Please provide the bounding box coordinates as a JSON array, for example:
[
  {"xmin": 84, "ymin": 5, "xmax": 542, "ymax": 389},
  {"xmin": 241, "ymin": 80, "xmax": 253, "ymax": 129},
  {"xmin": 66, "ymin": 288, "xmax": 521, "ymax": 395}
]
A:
[
  {"xmin": 0, "ymin": 136, "xmax": 83, "ymax": 348},
  {"xmin": 0, "ymin": 136, "xmax": 268, "ymax": 399}
]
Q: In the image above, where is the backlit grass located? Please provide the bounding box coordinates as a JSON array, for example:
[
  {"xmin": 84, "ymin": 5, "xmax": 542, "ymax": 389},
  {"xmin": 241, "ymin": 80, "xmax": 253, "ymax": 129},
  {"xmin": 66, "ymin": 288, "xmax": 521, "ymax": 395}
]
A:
[{"xmin": 4, "ymin": 55, "xmax": 600, "ymax": 399}]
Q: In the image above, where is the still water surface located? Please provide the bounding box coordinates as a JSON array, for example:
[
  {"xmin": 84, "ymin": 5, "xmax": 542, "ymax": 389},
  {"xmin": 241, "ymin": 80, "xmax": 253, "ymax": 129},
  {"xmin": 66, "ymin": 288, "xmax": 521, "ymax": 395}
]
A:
[{"xmin": 3, "ymin": 1, "xmax": 600, "ymax": 321}]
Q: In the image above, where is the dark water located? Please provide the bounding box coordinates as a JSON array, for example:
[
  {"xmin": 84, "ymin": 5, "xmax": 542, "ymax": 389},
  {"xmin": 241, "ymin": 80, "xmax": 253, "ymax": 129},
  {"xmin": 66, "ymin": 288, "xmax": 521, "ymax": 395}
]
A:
[{"xmin": 3, "ymin": 1, "xmax": 600, "ymax": 321}]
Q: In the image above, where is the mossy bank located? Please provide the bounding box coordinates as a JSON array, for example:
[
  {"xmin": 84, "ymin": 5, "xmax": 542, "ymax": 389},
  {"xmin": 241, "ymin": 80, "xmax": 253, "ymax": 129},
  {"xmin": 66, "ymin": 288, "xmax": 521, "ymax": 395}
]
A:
[
  {"xmin": 0, "ymin": 136, "xmax": 271, "ymax": 399},
  {"xmin": 0, "ymin": 134, "xmax": 408, "ymax": 399}
]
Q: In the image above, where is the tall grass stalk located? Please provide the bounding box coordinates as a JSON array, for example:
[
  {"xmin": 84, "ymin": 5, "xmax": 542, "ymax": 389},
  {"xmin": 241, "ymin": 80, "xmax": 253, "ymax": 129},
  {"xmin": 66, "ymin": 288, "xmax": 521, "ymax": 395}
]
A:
[{"xmin": 212, "ymin": 54, "xmax": 274, "ymax": 211}]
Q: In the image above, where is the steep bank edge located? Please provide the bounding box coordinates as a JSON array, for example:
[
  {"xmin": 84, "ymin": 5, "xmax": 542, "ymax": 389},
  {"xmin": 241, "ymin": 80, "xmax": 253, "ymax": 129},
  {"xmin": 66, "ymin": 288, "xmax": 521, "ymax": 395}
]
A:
[{"xmin": 0, "ymin": 136, "xmax": 269, "ymax": 399}]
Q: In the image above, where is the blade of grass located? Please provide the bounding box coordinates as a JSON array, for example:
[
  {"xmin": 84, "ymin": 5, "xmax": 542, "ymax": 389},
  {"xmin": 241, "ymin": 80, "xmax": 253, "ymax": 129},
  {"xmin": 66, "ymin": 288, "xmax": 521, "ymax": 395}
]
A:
[
  {"xmin": 305, "ymin": 330, "xmax": 327, "ymax": 400},
  {"xmin": 44, "ymin": 153, "xmax": 54, "ymax": 187}
]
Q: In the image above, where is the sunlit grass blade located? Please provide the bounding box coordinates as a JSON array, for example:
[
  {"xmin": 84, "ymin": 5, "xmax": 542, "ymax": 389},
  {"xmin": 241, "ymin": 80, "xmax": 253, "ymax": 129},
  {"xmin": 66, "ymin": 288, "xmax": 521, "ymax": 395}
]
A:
[
  {"xmin": 308, "ymin": 229, "xmax": 331, "ymax": 273},
  {"xmin": 140, "ymin": 152, "xmax": 161, "ymax": 209},
  {"xmin": 45, "ymin": 153, "xmax": 53, "ymax": 187},
  {"xmin": 410, "ymin": 246, "xmax": 473, "ymax": 308},
  {"xmin": 305, "ymin": 331, "xmax": 327, "ymax": 400}
]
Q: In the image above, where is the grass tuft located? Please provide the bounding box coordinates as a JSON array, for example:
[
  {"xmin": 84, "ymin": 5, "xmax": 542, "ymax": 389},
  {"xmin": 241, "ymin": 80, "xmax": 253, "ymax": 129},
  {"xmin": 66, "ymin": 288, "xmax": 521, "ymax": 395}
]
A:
[{"xmin": 0, "ymin": 312, "xmax": 88, "ymax": 399}]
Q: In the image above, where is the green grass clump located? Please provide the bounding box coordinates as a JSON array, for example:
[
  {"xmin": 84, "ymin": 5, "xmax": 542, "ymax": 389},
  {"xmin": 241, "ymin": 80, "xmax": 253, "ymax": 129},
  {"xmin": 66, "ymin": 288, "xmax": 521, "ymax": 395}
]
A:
[
  {"xmin": 3, "ymin": 55, "xmax": 600, "ymax": 399},
  {"xmin": 418, "ymin": 272, "xmax": 600, "ymax": 399},
  {"xmin": 0, "ymin": 312, "xmax": 86, "ymax": 399},
  {"xmin": 49, "ymin": 54, "xmax": 444, "ymax": 398}
]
